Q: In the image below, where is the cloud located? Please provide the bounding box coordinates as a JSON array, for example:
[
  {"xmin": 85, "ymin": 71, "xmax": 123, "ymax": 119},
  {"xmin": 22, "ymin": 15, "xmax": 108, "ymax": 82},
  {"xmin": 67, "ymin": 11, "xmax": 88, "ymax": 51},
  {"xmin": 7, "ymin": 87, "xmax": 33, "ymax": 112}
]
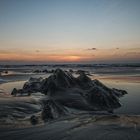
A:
[
  {"xmin": 87, "ymin": 48, "xmax": 97, "ymax": 51},
  {"xmin": 35, "ymin": 50, "xmax": 40, "ymax": 53}
]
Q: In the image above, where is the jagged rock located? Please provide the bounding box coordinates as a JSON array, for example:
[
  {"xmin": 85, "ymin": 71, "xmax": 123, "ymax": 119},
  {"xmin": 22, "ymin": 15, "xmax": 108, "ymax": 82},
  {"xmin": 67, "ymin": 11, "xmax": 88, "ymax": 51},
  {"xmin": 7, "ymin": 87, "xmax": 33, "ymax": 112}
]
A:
[
  {"xmin": 11, "ymin": 88, "xmax": 18, "ymax": 96},
  {"xmin": 86, "ymin": 86, "xmax": 121, "ymax": 109},
  {"xmin": 76, "ymin": 72, "xmax": 94, "ymax": 89},
  {"xmin": 11, "ymin": 77, "xmax": 44, "ymax": 95},
  {"xmin": 112, "ymin": 88, "xmax": 127, "ymax": 97},
  {"xmin": 22, "ymin": 77, "xmax": 44, "ymax": 93},
  {"xmin": 41, "ymin": 69, "xmax": 77, "ymax": 94},
  {"xmin": 53, "ymin": 69, "xmax": 77, "ymax": 88},
  {"xmin": 11, "ymin": 69, "xmax": 127, "ymax": 113}
]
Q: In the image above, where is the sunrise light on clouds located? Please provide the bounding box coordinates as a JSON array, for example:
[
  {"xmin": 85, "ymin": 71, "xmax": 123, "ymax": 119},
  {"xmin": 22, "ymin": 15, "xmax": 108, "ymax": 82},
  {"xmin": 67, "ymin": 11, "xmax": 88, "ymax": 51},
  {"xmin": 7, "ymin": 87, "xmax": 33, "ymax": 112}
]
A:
[{"xmin": 0, "ymin": 0, "xmax": 140, "ymax": 64}]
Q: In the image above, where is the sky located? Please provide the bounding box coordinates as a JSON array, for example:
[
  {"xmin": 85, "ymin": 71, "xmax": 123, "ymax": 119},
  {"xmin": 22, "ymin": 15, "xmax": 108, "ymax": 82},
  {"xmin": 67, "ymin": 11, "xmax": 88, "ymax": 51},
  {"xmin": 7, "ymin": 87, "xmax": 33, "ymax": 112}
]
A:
[{"xmin": 0, "ymin": 0, "xmax": 140, "ymax": 64}]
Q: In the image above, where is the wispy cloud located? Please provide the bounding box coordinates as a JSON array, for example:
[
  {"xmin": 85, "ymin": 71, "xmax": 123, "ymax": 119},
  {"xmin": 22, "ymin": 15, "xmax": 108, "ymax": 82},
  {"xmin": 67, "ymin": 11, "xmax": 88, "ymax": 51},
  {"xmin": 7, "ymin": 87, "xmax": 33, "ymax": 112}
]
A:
[
  {"xmin": 87, "ymin": 48, "xmax": 97, "ymax": 51},
  {"xmin": 35, "ymin": 50, "xmax": 40, "ymax": 53}
]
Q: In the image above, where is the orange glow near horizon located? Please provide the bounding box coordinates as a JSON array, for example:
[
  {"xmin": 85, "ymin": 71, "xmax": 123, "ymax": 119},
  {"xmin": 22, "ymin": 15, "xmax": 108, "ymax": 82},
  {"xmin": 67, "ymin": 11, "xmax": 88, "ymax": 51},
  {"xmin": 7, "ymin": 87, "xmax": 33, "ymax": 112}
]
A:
[
  {"xmin": 0, "ymin": 52, "xmax": 89, "ymax": 62},
  {"xmin": 0, "ymin": 46, "xmax": 140, "ymax": 63},
  {"xmin": 0, "ymin": 40, "xmax": 140, "ymax": 63}
]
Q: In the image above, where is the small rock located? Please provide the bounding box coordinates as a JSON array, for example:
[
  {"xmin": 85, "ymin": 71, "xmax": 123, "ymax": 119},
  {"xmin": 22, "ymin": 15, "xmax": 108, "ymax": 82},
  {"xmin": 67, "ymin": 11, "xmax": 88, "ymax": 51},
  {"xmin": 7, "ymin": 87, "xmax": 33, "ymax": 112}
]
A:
[
  {"xmin": 11, "ymin": 88, "xmax": 18, "ymax": 96},
  {"xmin": 41, "ymin": 105, "xmax": 53, "ymax": 122},
  {"xmin": 30, "ymin": 115, "xmax": 38, "ymax": 125}
]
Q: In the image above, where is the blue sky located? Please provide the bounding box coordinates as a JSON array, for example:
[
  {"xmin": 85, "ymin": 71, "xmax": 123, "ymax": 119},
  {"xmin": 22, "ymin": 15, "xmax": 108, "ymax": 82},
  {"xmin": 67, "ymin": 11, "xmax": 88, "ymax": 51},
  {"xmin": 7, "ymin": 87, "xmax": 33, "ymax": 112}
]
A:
[{"xmin": 0, "ymin": 0, "xmax": 140, "ymax": 64}]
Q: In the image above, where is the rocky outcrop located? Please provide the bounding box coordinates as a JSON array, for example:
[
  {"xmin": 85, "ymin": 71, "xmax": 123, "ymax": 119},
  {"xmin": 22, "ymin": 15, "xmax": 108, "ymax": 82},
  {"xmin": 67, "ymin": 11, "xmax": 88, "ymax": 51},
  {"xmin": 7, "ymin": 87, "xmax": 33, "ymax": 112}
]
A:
[
  {"xmin": 11, "ymin": 77, "xmax": 44, "ymax": 95},
  {"xmin": 11, "ymin": 69, "xmax": 127, "ymax": 116},
  {"xmin": 23, "ymin": 77, "xmax": 43, "ymax": 93},
  {"xmin": 30, "ymin": 115, "xmax": 39, "ymax": 125}
]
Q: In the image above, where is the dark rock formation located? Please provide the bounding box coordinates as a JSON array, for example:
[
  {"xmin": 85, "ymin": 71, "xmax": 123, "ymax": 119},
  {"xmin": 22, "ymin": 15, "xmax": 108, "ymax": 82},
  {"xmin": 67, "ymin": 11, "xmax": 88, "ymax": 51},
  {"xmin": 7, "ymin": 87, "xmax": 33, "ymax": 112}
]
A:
[
  {"xmin": 30, "ymin": 115, "xmax": 39, "ymax": 125},
  {"xmin": 23, "ymin": 77, "xmax": 43, "ymax": 93},
  {"xmin": 11, "ymin": 69, "xmax": 127, "ymax": 117},
  {"xmin": 11, "ymin": 77, "xmax": 44, "ymax": 95},
  {"xmin": 11, "ymin": 88, "xmax": 18, "ymax": 96}
]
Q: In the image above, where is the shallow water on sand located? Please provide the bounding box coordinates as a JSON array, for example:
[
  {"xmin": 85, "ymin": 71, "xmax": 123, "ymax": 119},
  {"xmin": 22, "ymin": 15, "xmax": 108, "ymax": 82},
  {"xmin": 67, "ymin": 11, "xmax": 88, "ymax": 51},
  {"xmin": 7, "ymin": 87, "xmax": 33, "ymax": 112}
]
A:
[
  {"xmin": 100, "ymin": 79, "xmax": 140, "ymax": 114},
  {"xmin": 0, "ymin": 81, "xmax": 26, "ymax": 93}
]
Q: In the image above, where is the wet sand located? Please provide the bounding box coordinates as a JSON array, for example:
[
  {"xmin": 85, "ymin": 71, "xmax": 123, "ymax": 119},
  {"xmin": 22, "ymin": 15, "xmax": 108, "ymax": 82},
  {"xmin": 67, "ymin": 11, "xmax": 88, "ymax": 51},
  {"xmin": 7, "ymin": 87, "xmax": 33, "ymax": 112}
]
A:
[
  {"xmin": 98, "ymin": 75, "xmax": 140, "ymax": 83},
  {"xmin": 0, "ymin": 95, "xmax": 42, "ymax": 128},
  {"xmin": 0, "ymin": 68, "xmax": 140, "ymax": 140},
  {"xmin": 0, "ymin": 114, "xmax": 140, "ymax": 140}
]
